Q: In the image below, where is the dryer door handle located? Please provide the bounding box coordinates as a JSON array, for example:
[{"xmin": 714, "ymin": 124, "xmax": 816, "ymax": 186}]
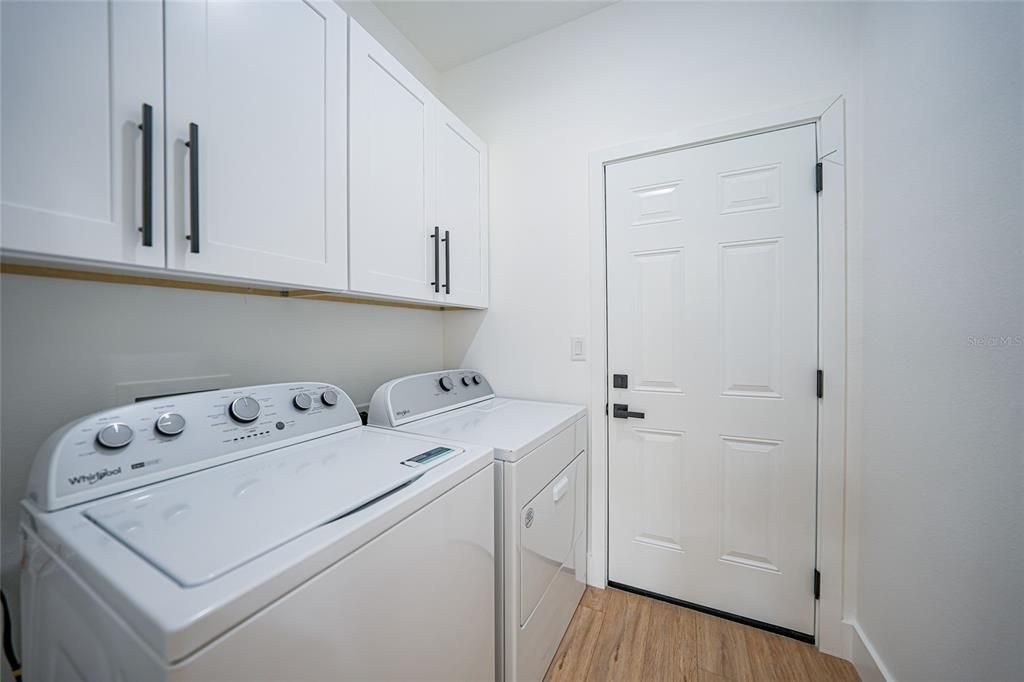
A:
[{"xmin": 553, "ymin": 476, "xmax": 570, "ymax": 503}]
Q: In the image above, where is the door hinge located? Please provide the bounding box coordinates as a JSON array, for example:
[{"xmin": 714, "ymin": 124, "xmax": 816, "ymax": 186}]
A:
[
  {"xmin": 816, "ymin": 369, "xmax": 824, "ymax": 399},
  {"xmin": 814, "ymin": 569, "xmax": 821, "ymax": 600},
  {"xmin": 815, "ymin": 162, "xmax": 823, "ymax": 193}
]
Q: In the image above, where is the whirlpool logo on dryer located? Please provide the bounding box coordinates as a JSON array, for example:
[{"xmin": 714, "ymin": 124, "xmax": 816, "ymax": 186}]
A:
[{"xmin": 67, "ymin": 466, "xmax": 122, "ymax": 486}]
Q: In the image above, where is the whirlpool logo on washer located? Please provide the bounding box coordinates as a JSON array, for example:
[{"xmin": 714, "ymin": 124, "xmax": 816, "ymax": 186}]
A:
[
  {"xmin": 67, "ymin": 466, "xmax": 122, "ymax": 486},
  {"xmin": 525, "ymin": 507, "xmax": 535, "ymax": 528}
]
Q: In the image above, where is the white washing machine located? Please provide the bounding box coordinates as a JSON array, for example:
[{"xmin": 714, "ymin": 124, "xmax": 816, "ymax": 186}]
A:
[
  {"xmin": 20, "ymin": 382, "xmax": 496, "ymax": 682},
  {"xmin": 368, "ymin": 370, "xmax": 587, "ymax": 682}
]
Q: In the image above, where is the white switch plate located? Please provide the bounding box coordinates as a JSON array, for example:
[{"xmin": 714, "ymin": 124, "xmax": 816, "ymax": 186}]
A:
[{"xmin": 570, "ymin": 336, "xmax": 586, "ymax": 361}]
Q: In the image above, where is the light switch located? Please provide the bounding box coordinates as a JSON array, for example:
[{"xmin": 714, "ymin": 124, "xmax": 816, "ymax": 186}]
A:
[{"xmin": 570, "ymin": 336, "xmax": 586, "ymax": 361}]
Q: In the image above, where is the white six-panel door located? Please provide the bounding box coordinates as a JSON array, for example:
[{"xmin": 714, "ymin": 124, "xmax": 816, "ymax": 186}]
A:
[
  {"xmin": 164, "ymin": 0, "xmax": 347, "ymax": 290},
  {"xmin": 348, "ymin": 20, "xmax": 437, "ymax": 302},
  {"xmin": 606, "ymin": 124, "xmax": 819, "ymax": 635},
  {"xmin": 1, "ymin": 0, "xmax": 164, "ymax": 267},
  {"xmin": 436, "ymin": 107, "xmax": 489, "ymax": 308}
]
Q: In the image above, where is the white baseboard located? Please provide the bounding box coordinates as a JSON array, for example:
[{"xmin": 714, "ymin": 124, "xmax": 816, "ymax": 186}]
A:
[{"xmin": 845, "ymin": 619, "xmax": 894, "ymax": 682}]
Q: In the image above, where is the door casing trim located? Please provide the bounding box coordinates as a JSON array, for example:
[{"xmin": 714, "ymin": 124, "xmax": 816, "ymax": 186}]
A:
[{"xmin": 587, "ymin": 95, "xmax": 849, "ymax": 658}]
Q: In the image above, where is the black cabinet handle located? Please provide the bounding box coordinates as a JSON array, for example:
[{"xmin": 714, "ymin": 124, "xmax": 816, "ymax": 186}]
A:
[
  {"xmin": 430, "ymin": 226, "xmax": 440, "ymax": 293},
  {"xmin": 612, "ymin": 404, "xmax": 645, "ymax": 419},
  {"xmin": 442, "ymin": 229, "xmax": 450, "ymax": 294},
  {"xmin": 184, "ymin": 123, "xmax": 200, "ymax": 254},
  {"xmin": 138, "ymin": 103, "xmax": 153, "ymax": 247}
]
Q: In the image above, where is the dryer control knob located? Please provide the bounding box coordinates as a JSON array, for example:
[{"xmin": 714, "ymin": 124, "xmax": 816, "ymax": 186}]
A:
[
  {"xmin": 321, "ymin": 389, "xmax": 339, "ymax": 407},
  {"xmin": 439, "ymin": 376, "xmax": 454, "ymax": 392},
  {"xmin": 229, "ymin": 396, "xmax": 261, "ymax": 423},
  {"xmin": 461, "ymin": 376, "xmax": 472, "ymax": 387},
  {"xmin": 472, "ymin": 374, "xmax": 482, "ymax": 385},
  {"xmin": 97, "ymin": 423, "xmax": 134, "ymax": 449},
  {"xmin": 293, "ymin": 393, "xmax": 313, "ymax": 411}
]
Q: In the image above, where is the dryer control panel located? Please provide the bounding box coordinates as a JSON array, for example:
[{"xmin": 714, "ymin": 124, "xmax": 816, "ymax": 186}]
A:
[
  {"xmin": 26, "ymin": 382, "xmax": 361, "ymax": 511},
  {"xmin": 368, "ymin": 370, "xmax": 495, "ymax": 427}
]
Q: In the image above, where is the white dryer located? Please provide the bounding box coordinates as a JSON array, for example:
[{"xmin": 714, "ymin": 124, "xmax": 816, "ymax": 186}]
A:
[
  {"xmin": 369, "ymin": 370, "xmax": 587, "ymax": 682},
  {"xmin": 20, "ymin": 382, "xmax": 496, "ymax": 682}
]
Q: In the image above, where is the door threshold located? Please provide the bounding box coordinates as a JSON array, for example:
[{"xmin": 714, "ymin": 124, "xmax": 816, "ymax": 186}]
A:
[{"xmin": 607, "ymin": 581, "xmax": 814, "ymax": 645}]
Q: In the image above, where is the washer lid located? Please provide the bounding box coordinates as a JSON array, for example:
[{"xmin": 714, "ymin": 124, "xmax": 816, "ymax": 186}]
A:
[
  {"xmin": 84, "ymin": 429, "xmax": 460, "ymax": 587},
  {"xmin": 398, "ymin": 398, "xmax": 585, "ymax": 462}
]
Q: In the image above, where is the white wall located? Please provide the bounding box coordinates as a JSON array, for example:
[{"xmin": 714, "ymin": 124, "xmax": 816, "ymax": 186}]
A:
[
  {"xmin": 856, "ymin": 3, "xmax": 1024, "ymax": 681},
  {"xmin": 440, "ymin": 1, "xmax": 862, "ymax": 404},
  {"xmin": 438, "ymin": 0, "xmax": 863, "ymax": 657},
  {"xmin": 441, "ymin": 2, "xmax": 1023, "ymax": 680},
  {"xmin": 0, "ymin": 275, "xmax": 443, "ymax": 655}
]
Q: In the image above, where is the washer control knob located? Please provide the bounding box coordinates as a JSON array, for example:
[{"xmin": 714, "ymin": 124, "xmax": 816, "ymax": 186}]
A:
[
  {"xmin": 461, "ymin": 376, "xmax": 472, "ymax": 386},
  {"xmin": 97, "ymin": 423, "xmax": 134, "ymax": 449},
  {"xmin": 155, "ymin": 413, "xmax": 186, "ymax": 437},
  {"xmin": 321, "ymin": 389, "xmax": 339, "ymax": 407},
  {"xmin": 439, "ymin": 376, "xmax": 454, "ymax": 392},
  {"xmin": 293, "ymin": 393, "xmax": 313, "ymax": 411},
  {"xmin": 229, "ymin": 396, "xmax": 261, "ymax": 423},
  {"xmin": 472, "ymin": 374, "xmax": 482, "ymax": 385}
]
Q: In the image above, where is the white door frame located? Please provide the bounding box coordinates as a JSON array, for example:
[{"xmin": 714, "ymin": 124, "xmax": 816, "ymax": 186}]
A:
[{"xmin": 587, "ymin": 96, "xmax": 848, "ymax": 656}]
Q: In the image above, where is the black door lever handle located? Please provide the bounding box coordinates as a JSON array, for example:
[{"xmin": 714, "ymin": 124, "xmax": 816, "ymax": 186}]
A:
[{"xmin": 612, "ymin": 404, "xmax": 645, "ymax": 419}]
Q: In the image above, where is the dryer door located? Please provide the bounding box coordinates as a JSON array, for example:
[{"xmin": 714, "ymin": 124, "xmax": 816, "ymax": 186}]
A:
[{"xmin": 519, "ymin": 453, "xmax": 582, "ymax": 625}]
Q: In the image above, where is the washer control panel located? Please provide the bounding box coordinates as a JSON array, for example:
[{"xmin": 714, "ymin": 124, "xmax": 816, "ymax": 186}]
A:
[
  {"xmin": 27, "ymin": 382, "xmax": 361, "ymax": 511},
  {"xmin": 368, "ymin": 370, "xmax": 494, "ymax": 427}
]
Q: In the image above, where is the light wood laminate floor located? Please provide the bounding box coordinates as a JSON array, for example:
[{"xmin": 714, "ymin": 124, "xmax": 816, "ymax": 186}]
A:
[{"xmin": 545, "ymin": 587, "xmax": 860, "ymax": 682}]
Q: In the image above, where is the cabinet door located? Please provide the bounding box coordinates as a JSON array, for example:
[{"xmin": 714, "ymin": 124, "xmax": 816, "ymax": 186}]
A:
[
  {"xmin": 165, "ymin": 0, "xmax": 347, "ymax": 290},
  {"xmin": 1, "ymin": 0, "xmax": 164, "ymax": 267},
  {"xmin": 348, "ymin": 20, "xmax": 436, "ymax": 302},
  {"xmin": 436, "ymin": 107, "xmax": 489, "ymax": 308}
]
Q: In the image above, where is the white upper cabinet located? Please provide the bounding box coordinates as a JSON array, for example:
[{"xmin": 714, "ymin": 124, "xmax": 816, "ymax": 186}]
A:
[
  {"xmin": 349, "ymin": 19, "xmax": 489, "ymax": 307},
  {"xmin": 164, "ymin": 0, "xmax": 348, "ymax": 290},
  {"xmin": 348, "ymin": 20, "xmax": 437, "ymax": 302},
  {"xmin": 1, "ymin": 0, "xmax": 165, "ymax": 267},
  {"xmin": 3, "ymin": 6, "xmax": 486, "ymax": 308},
  {"xmin": 436, "ymin": 107, "xmax": 489, "ymax": 308}
]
